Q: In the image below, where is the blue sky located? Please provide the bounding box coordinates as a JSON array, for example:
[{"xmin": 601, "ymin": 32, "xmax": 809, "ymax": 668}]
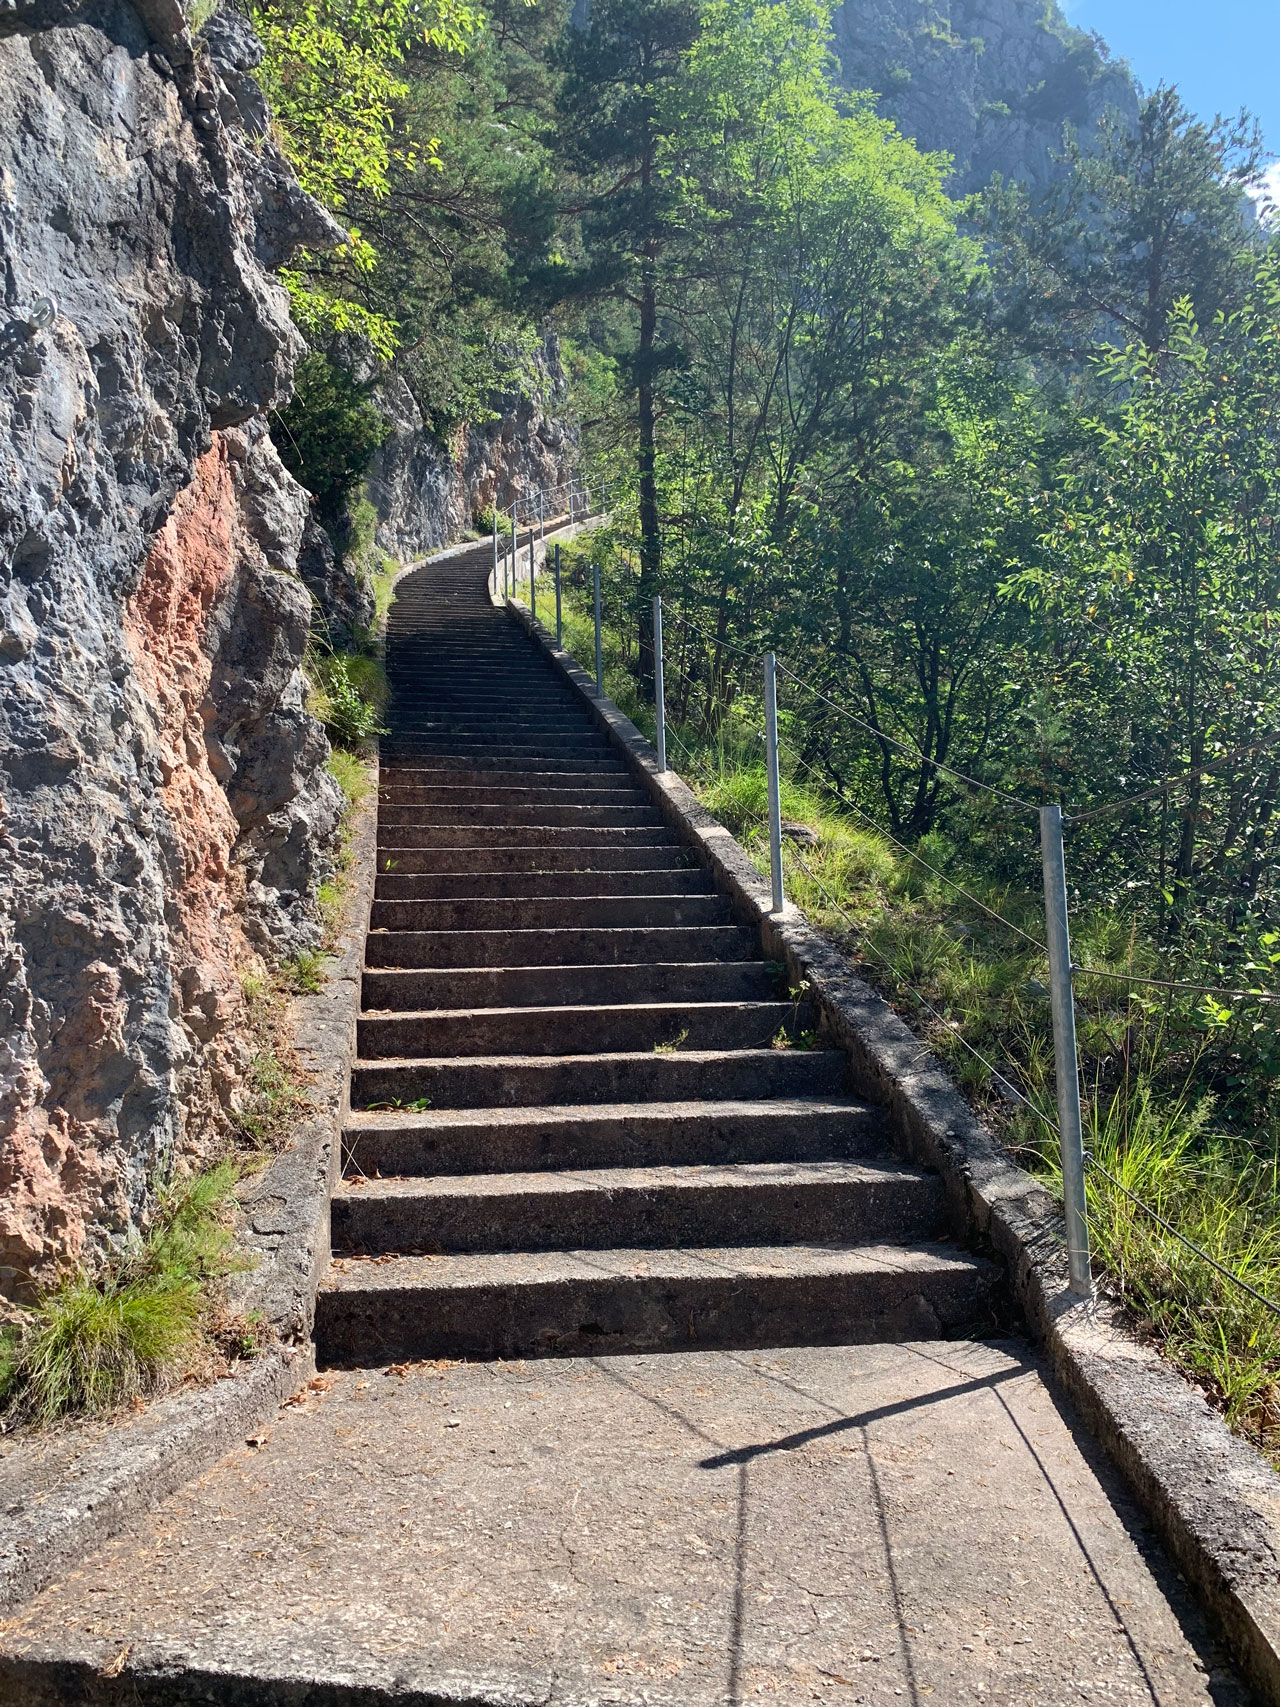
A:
[{"xmin": 1063, "ymin": 0, "xmax": 1279, "ymax": 191}]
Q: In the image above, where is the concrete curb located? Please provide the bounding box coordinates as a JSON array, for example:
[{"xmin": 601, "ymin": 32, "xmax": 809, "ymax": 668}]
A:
[
  {"xmin": 0, "ymin": 772, "xmax": 377, "ymax": 1623},
  {"xmin": 511, "ymin": 600, "xmax": 1280, "ymax": 1706}
]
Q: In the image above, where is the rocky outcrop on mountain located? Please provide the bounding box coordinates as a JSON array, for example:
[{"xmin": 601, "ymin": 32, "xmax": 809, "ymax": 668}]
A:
[
  {"xmin": 0, "ymin": 0, "xmax": 342, "ymax": 1294},
  {"xmin": 832, "ymin": 0, "xmax": 1139, "ymax": 194},
  {"xmin": 367, "ymin": 338, "xmax": 577, "ymax": 560}
]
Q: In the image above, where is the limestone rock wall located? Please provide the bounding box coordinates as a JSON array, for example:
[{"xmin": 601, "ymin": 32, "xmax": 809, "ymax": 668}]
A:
[
  {"xmin": 832, "ymin": 0, "xmax": 1138, "ymax": 193},
  {"xmin": 366, "ymin": 338, "xmax": 578, "ymax": 562},
  {"xmin": 0, "ymin": 0, "xmax": 342, "ymax": 1293}
]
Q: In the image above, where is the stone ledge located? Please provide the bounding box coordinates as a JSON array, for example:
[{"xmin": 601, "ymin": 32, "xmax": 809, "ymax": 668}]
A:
[
  {"xmin": 0, "ymin": 787, "xmax": 376, "ymax": 1621},
  {"xmin": 510, "ymin": 598, "xmax": 1280, "ymax": 1706}
]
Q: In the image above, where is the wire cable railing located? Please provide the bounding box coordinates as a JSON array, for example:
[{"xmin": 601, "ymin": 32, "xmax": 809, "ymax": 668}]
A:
[{"xmin": 541, "ymin": 578, "xmax": 1280, "ymax": 1321}]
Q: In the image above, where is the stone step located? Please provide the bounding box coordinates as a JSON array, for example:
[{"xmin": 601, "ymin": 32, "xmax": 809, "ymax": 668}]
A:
[
  {"xmin": 374, "ymin": 845, "xmax": 689, "ymax": 875},
  {"xmin": 373, "ymin": 869, "xmax": 713, "ymax": 900},
  {"xmin": 389, "ymin": 719, "xmax": 600, "ymax": 737},
  {"xmin": 343, "ymin": 1094, "xmax": 888, "ymax": 1177},
  {"xmin": 377, "ymin": 803, "xmax": 661, "ymax": 829},
  {"xmin": 377, "ymin": 825, "xmax": 677, "ymax": 850},
  {"xmin": 357, "ymin": 999, "xmax": 804, "ymax": 1058},
  {"xmin": 351, "ymin": 1045, "xmax": 847, "ymax": 1109},
  {"xmin": 364, "ymin": 924, "xmax": 757, "ymax": 969},
  {"xmin": 361, "ymin": 959, "xmax": 780, "ymax": 1012},
  {"xmin": 380, "ymin": 741, "xmax": 618, "ymax": 762},
  {"xmin": 378, "ymin": 784, "xmax": 643, "ymax": 806},
  {"xmin": 315, "ymin": 1240, "xmax": 999, "ymax": 1365},
  {"xmin": 331, "ymin": 1159, "xmax": 944, "ymax": 1256},
  {"xmin": 367, "ymin": 894, "xmax": 733, "ymax": 932},
  {"xmin": 379, "ymin": 762, "xmax": 632, "ymax": 785}
]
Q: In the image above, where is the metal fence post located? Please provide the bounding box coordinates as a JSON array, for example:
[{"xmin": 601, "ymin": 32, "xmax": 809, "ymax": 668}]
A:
[
  {"xmin": 764, "ymin": 652, "xmax": 784, "ymax": 913},
  {"xmin": 1040, "ymin": 803, "xmax": 1094, "ymax": 1300},
  {"xmin": 593, "ymin": 561, "xmax": 603, "ymax": 694},
  {"xmin": 492, "ymin": 509, "xmax": 498, "ymax": 599},
  {"xmin": 653, "ymin": 596, "xmax": 667, "ymax": 771},
  {"xmin": 530, "ymin": 533, "xmax": 537, "ymax": 623},
  {"xmin": 554, "ymin": 544, "xmax": 563, "ymax": 647},
  {"xmin": 507, "ymin": 515, "xmax": 515, "ymax": 601}
]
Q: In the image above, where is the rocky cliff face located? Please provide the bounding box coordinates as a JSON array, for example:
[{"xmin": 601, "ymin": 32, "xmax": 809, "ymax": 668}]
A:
[
  {"xmin": 367, "ymin": 339, "xmax": 577, "ymax": 561},
  {"xmin": 0, "ymin": 0, "xmax": 343, "ymax": 1293},
  {"xmin": 832, "ymin": 0, "xmax": 1138, "ymax": 193}
]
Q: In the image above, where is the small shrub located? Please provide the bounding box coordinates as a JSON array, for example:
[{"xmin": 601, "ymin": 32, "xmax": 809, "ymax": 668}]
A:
[{"xmin": 308, "ymin": 649, "xmax": 387, "ymax": 746}]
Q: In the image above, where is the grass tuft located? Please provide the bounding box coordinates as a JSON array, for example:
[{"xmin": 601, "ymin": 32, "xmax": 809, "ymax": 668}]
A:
[{"xmin": 0, "ymin": 1163, "xmax": 249, "ymax": 1430}]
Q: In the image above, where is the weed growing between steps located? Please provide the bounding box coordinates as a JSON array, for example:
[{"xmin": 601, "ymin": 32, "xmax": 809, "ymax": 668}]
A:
[
  {"xmin": 0, "ymin": 1164, "xmax": 265, "ymax": 1430},
  {"xmin": 560, "ymin": 575, "xmax": 1280, "ymax": 1462}
]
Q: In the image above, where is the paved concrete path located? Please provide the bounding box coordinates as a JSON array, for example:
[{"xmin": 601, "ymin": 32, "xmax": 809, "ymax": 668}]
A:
[{"xmin": 0, "ymin": 1341, "xmax": 1246, "ymax": 1703}]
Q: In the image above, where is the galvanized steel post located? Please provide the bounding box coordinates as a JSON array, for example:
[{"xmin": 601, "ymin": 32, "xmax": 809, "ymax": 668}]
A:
[
  {"xmin": 492, "ymin": 509, "xmax": 498, "ymax": 599},
  {"xmin": 554, "ymin": 544, "xmax": 563, "ymax": 647},
  {"xmin": 593, "ymin": 561, "xmax": 603, "ymax": 694},
  {"xmin": 653, "ymin": 596, "xmax": 667, "ymax": 771},
  {"xmin": 507, "ymin": 515, "xmax": 515, "ymax": 601},
  {"xmin": 764, "ymin": 652, "xmax": 784, "ymax": 913},
  {"xmin": 1040, "ymin": 803, "xmax": 1094, "ymax": 1300}
]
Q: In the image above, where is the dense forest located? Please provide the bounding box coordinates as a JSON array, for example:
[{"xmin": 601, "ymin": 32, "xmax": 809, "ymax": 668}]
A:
[{"xmin": 243, "ymin": 0, "xmax": 1280, "ymax": 1447}]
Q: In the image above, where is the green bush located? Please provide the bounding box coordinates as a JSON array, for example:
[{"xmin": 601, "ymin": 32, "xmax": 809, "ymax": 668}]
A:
[
  {"xmin": 307, "ymin": 648, "xmax": 387, "ymax": 745},
  {"xmin": 273, "ymin": 353, "xmax": 391, "ymax": 524}
]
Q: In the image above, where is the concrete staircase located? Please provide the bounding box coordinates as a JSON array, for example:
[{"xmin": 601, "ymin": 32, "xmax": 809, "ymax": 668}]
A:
[{"xmin": 315, "ymin": 543, "xmax": 996, "ymax": 1366}]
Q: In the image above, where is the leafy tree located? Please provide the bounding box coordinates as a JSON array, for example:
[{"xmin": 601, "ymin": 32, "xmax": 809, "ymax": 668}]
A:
[
  {"xmin": 1016, "ymin": 256, "xmax": 1280, "ymax": 935},
  {"xmin": 982, "ymin": 86, "xmax": 1267, "ymax": 366},
  {"xmin": 554, "ymin": 0, "xmax": 703, "ymax": 673},
  {"xmin": 273, "ymin": 352, "xmax": 391, "ymax": 522},
  {"xmin": 247, "ymin": 0, "xmax": 483, "ymax": 354}
]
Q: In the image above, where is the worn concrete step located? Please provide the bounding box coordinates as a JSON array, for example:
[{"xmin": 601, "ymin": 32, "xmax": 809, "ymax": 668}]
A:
[
  {"xmin": 381, "ymin": 734, "xmax": 614, "ymax": 752},
  {"xmin": 378, "ymin": 784, "xmax": 643, "ymax": 807},
  {"xmin": 377, "ymin": 804, "xmax": 660, "ymax": 830},
  {"xmin": 316, "ymin": 1240, "xmax": 999, "ymax": 1365},
  {"xmin": 361, "ymin": 959, "xmax": 779, "ymax": 1012},
  {"xmin": 377, "ymin": 825, "xmax": 677, "ymax": 850},
  {"xmin": 374, "ymin": 845, "xmax": 689, "ymax": 875},
  {"xmin": 379, "ymin": 763, "xmax": 632, "ymax": 786},
  {"xmin": 389, "ymin": 720, "xmax": 600, "ymax": 738},
  {"xmin": 364, "ymin": 924, "xmax": 757, "ymax": 969},
  {"xmin": 331, "ymin": 1159, "xmax": 944, "ymax": 1257},
  {"xmin": 351, "ymin": 1045, "xmax": 847, "ymax": 1109},
  {"xmin": 368, "ymin": 894, "xmax": 733, "ymax": 933},
  {"xmin": 357, "ymin": 999, "xmax": 804, "ymax": 1059},
  {"xmin": 380, "ymin": 723, "xmax": 617, "ymax": 744},
  {"xmin": 374, "ymin": 869, "xmax": 712, "ymax": 901},
  {"xmin": 343, "ymin": 1094, "xmax": 888, "ymax": 1176}
]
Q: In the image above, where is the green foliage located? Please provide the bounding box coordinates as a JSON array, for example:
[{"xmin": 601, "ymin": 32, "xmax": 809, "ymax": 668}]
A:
[
  {"xmin": 274, "ymin": 353, "xmax": 391, "ymax": 523},
  {"xmin": 284, "ymin": 949, "xmax": 329, "ymax": 993},
  {"xmin": 327, "ymin": 745, "xmax": 374, "ymax": 809},
  {"xmin": 307, "ymin": 648, "xmax": 388, "ymax": 746},
  {"xmin": 0, "ymin": 1165, "xmax": 246, "ymax": 1429}
]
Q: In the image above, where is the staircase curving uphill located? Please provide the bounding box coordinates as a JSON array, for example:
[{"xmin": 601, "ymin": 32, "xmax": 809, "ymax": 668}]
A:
[{"xmin": 315, "ymin": 541, "xmax": 996, "ymax": 1366}]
